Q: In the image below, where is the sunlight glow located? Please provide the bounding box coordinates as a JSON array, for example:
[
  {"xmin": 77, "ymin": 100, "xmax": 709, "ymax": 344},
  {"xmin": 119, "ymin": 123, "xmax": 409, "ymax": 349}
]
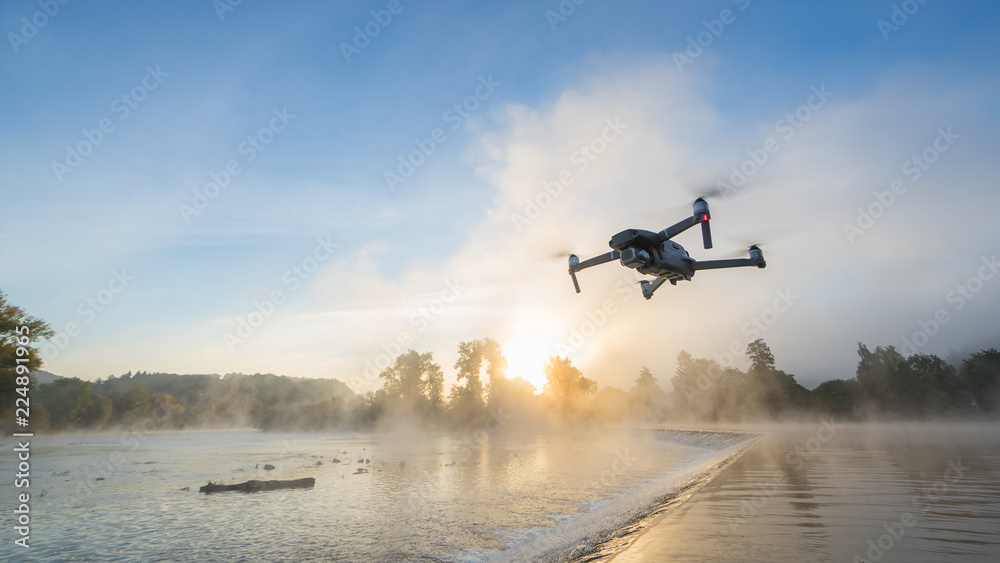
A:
[{"xmin": 503, "ymin": 338, "xmax": 553, "ymax": 394}]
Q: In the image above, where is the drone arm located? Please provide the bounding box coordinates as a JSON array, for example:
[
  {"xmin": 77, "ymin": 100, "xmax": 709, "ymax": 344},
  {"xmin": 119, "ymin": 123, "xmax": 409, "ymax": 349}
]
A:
[
  {"xmin": 573, "ymin": 251, "xmax": 621, "ymax": 271},
  {"xmin": 693, "ymin": 253, "xmax": 766, "ymax": 271},
  {"xmin": 657, "ymin": 216, "xmax": 698, "ymax": 241},
  {"xmin": 568, "ymin": 251, "xmax": 620, "ymax": 294},
  {"xmin": 692, "ymin": 258, "xmax": 758, "ymax": 270},
  {"xmin": 660, "ymin": 198, "xmax": 713, "ymax": 250},
  {"xmin": 640, "ymin": 278, "xmax": 668, "ymax": 300}
]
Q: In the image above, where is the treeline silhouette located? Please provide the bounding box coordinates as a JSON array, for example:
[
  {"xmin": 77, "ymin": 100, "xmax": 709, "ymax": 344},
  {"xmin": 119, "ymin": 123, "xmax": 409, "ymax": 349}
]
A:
[
  {"xmin": 24, "ymin": 371, "xmax": 354, "ymax": 432},
  {"xmin": 352, "ymin": 337, "xmax": 1000, "ymax": 428},
  {"xmin": 3, "ymin": 291, "xmax": 1000, "ymax": 432},
  {"xmin": 10, "ymin": 338, "xmax": 999, "ymax": 433}
]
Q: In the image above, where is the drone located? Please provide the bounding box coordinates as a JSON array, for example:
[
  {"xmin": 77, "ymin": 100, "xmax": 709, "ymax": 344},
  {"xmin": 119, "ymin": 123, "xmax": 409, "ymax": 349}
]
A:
[{"xmin": 568, "ymin": 198, "xmax": 765, "ymax": 300}]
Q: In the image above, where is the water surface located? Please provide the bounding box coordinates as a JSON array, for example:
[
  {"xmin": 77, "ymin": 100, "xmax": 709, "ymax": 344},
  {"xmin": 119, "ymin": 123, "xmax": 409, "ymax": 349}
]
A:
[
  {"xmin": 611, "ymin": 422, "xmax": 1000, "ymax": 563},
  {"xmin": 0, "ymin": 427, "xmax": 748, "ymax": 561}
]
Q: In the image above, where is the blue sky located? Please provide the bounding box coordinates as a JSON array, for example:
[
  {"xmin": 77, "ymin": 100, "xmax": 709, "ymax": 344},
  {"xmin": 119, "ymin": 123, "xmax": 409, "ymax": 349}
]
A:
[{"xmin": 2, "ymin": 0, "xmax": 999, "ymax": 393}]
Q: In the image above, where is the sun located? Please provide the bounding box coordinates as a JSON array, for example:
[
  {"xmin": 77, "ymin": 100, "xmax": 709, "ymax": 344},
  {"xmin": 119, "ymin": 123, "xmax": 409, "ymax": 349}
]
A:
[{"xmin": 502, "ymin": 338, "xmax": 553, "ymax": 394}]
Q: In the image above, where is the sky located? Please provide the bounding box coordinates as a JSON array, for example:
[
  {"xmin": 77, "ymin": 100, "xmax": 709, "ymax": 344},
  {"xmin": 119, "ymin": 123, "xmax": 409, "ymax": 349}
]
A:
[{"xmin": 1, "ymin": 0, "xmax": 999, "ymax": 395}]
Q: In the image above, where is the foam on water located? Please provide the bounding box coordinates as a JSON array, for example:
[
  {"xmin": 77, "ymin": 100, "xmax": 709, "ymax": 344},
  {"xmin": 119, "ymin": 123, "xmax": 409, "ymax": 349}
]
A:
[{"xmin": 470, "ymin": 429, "xmax": 759, "ymax": 562}]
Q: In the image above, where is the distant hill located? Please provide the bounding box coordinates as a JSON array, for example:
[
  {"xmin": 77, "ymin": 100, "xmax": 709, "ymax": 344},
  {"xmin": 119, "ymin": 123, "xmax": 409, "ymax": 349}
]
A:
[
  {"xmin": 29, "ymin": 370, "xmax": 358, "ymax": 432},
  {"xmin": 32, "ymin": 370, "xmax": 65, "ymax": 386}
]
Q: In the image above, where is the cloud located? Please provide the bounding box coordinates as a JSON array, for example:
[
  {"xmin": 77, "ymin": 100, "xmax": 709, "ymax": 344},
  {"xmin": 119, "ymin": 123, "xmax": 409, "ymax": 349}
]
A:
[{"xmin": 51, "ymin": 55, "xmax": 999, "ymax": 394}]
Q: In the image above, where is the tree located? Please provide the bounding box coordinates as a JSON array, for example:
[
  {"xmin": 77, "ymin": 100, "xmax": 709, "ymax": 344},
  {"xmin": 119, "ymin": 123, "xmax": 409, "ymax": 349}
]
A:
[
  {"xmin": 81, "ymin": 395, "xmax": 113, "ymax": 427},
  {"xmin": 629, "ymin": 365, "xmax": 667, "ymax": 421},
  {"xmin": 449, "ymin": 338, "xmax": 507, "ymax": 422},
  {"xmin": 961, "ymin": 349, "xmax": 1000, "ymax": 412},
  {"xmin": 377, "ymin": 349, "xmax": 443, "ymax": 417},
  {"xmin": 905, "ymin": 353, "xmax": 969, "ymax": 414},
  {"xmin": 0, "ymin": 291, "xmax": 54, "ymax": 426},
  {"xmin": 483, "ymin": 337, "xmax": 508, "ymax": 407},
  {"xmin": 451, "ymin": 340, "xmax": 485, "ymax": 415},
  {"xmin": 852, "ymin": 344, "xmax": 973, "ymax": 416},
  {"xmin": 118, "ymin": 380, "xmax": 152, "ymax": 421},
  {"xmin": 35, "ymin": 378, "xmax": 94, "ymax": 429},
  {"xmin": 542, "ymin": 356, "xmax": 595, "ymax": 416},
  {"xmin": 425, "ymin": 362, "xmax": 445, "ymax": 414},
  {"xmin": 812, "ymin": 379, "xmax": 863, "ymax": 415},
  {"xmin": 671, "ymin": 351, "xmax": 730, "ymax": 421},
  {"xmin": 855, "ymin": 343, "xmax": 906, "ymax": 409},
  {"xmin": 745, "ymin": 339, "xmax": 808, "ymax": 417},
  {"xmin": 747, "ymin": 339, "xmax": 775, "ymax": 373}
]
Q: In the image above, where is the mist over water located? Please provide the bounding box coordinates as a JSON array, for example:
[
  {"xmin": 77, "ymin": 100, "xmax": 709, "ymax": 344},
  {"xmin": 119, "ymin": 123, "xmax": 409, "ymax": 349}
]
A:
[
  {"xmin": 2, "ymin": 422, "xmax": 998, "ymax": 561},
  {"xmin": 0, "ymin": 427, "xmax": 753, "ymax": 562}
]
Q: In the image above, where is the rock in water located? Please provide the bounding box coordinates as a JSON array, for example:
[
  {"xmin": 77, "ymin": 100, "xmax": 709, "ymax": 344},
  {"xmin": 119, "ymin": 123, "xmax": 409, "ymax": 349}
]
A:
[
  {"xmin": 199, "ymin": 477, "xmax": 316, "ymax": 494},
  {"xmin": 263, "ymin": 464, "xmax": 275, "ymax": 470}
]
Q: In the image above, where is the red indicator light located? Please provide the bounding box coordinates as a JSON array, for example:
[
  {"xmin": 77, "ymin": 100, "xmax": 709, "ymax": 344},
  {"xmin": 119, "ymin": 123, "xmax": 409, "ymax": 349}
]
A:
[{"xmin": 702, "ymin": 214, "xmax": 709, "ymax": 222}]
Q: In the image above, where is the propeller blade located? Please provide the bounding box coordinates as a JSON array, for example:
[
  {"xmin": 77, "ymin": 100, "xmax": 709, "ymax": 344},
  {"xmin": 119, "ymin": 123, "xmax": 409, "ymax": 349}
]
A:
[
  {"xmin": 717, "ymin": 246, "xmax": 763, "ymax": 260},
  {"xmin": 719, "ymin": 227, "xmax": 805, "ymax": 257}
]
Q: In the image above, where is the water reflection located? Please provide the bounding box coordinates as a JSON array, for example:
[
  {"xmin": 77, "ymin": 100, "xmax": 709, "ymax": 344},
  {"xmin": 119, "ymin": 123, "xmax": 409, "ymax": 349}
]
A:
[
  {"xmin": 613, "ymin": 422, "xmax": 1000, "ymax": 563},
  {"xmin": 1, "ymin": 427, "xmax": 717, "ymax": 562}
]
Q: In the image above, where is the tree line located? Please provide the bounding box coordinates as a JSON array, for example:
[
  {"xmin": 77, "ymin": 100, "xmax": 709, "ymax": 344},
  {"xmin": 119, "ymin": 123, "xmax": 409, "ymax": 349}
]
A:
[{"xmin": 2, "ymin": 290, "xmax": 999, "ymax": 432}]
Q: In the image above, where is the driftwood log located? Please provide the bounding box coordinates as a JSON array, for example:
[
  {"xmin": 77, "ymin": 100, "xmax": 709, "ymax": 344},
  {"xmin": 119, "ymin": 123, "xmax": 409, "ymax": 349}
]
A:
[{"xmin": 199, "ymin": 477, "xmax": 316, "ymax": 494}]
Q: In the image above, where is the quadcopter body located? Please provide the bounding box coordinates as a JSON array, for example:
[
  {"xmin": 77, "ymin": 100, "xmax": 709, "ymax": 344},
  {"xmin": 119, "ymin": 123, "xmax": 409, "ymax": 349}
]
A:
[{"xmin": 568, "ymin": 198, "xmax": 765, "ymax": 300}]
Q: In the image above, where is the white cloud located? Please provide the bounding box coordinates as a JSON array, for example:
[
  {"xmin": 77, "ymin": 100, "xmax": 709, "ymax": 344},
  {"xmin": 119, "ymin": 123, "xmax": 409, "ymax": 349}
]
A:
[{"xmin": 44, "ymin": 56, "xmax": 1000, "ymax": 394}]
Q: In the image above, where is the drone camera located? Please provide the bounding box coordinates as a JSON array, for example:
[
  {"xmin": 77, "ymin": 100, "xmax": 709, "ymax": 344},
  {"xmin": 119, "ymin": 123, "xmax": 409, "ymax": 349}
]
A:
[{"xmin": 619, "ymin": 248, "xmax": 649, "ymax": 269}]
